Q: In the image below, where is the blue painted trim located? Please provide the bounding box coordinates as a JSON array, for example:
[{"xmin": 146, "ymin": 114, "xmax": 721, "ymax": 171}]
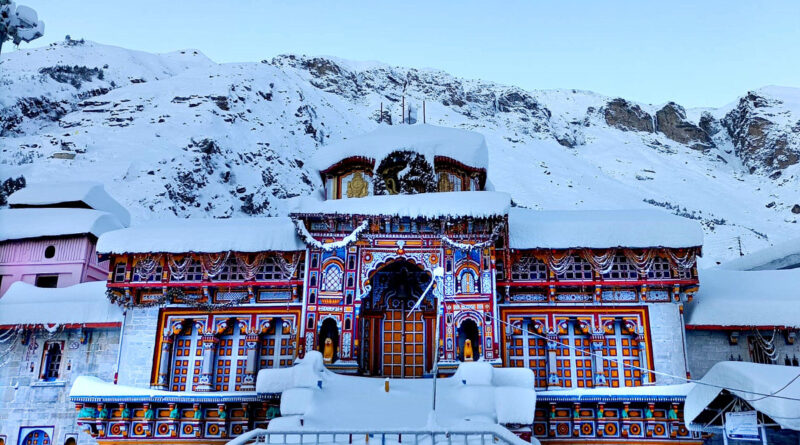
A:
[{"xmin": 537, "ymin": 394, "xmax": 687, "ymax": 403}]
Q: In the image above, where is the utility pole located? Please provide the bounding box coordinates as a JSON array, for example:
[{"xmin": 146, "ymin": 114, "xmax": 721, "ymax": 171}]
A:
[{"xmin": 737, "ymin": 236, "xmax": 744, "ymax": 257}]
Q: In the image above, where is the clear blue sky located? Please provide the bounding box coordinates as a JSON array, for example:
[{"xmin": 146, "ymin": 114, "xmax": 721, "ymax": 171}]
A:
[{"xmin": 8, "ymin": 0, "xmax": 800, "ymax": 107}]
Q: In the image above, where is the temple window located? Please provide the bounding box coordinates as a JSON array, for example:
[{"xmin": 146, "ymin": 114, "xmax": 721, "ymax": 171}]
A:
[
  {"xmin": 556, "ymin": 257, "xmax": 593, "ymax": 281},
  {"xmin": 215, "ymin": 258, "xmax": 245, "ymax": 281},
  {"xmin": 131, "ymin": 261, "xmax": 163, "ymax": 283},
  {"xmin": 170, "ymin": 321, "xmax": 202, "ymax": 392},
  {"xmin": 256, "ymin": 257, "xmax": 280, "ymax": 280},
  {"xmin": 459, "ymin": 270, "xmax": 478, "ymax": 294},
  {"xmin": 321, "ymin": 262, "xmax": 344, "ymax": 292},
  {"xmin": 602, "ymin": 320, "xmax": 643, "ymax": 387},
  {"xmin": 437, "ymin": 172, "xmax": 461, "ymax": 192},
  {"xmin": 171, "ymin": 259, "xmax": 203, "ymax": 282},
  {"xmin": 215, "ymin": 320, "xmax": 246, "ymax": 391},
  {"xmin": 259, "ymin": 318, "xmax": 294, "ymax": 369},
  {"xmin": 647, "ymin": 257, "xmax": 672, "ymax": 280},
  {"xmin": 40, "ymin": 341, "xmax": 63, "ymax": 381},
  {"xmin": 507, "ymin": 321, "xmax": 548, "ymax": 388},
  {"xmin": 603, "ymin": 255, "xmax": 639, "ymax": 280},
  {"xmin": 556, "ymin": 320, "xmax": 593, "ymax": 388},
  {"xmin": 113, "ymin": 262, "xmax": 126, "ymax": 282},
  {"xmin": 35, "ymin": 274, "xmax": 59, "ymax": 288},
  {"xmin": 511, "ymin": 257, "xmax": 548, "ymax": 281}
]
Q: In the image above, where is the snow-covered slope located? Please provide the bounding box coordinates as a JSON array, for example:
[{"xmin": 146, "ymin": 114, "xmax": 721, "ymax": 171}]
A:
[{"xmin": 1, "ymin": 40, "xmax": 799, "ymax": 266}]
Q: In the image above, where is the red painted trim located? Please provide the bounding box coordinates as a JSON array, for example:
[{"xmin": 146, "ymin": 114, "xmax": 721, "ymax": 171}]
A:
[
  {"xmin": 107, "ymin": 280, "xmax": 302, "ymax": 288},
  {"xmin": 496, "ymin": 279, "xmax": 698, "ymax": 287},
  {"xmin": 686, "ymin": 324, "xmax": 793, "ymax": 330},
  {"xmin": 0, "ymin": 322, "xmax": 121, "ymax": 329}
]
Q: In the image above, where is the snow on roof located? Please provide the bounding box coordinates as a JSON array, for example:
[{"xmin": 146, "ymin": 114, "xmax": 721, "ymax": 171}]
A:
[
  {"xmin": 685, "ymin": 269, "xmax": 800, "ymax": 328},
  {"xmin": 311, "ymin": 124, "xmax": 489, "ymax": 173},
  {"xmin": 9, "ymin": 182, "xmax": 131, "ymax": 226},
  {"xmin": 70, "ymin": 376, "xmax": 257, "ymax": 402},
  {"xmin": 0, "ymin": 281, "xmax": 122, "ymax": 326},
  {"xmin": 0, "ymin": 208, "xmax": 125, "ymax": 242},
  {"xmin": 96, "ymin": 217, "xmax": 304, "ymax": 254},
  {"xmin": 684, "ymin": 361, "xmax": 800, "ymax": 431},
  {"xmin": 721, "ymin": 236, "xmax": 800, "ymax": 271},
  {"xmin": 508, "ymin": 207, "xmax": 704, "ymax": 249},
  {"xmin": 294, "ymin": 191, "xmax": 510, "ymax": 219}
]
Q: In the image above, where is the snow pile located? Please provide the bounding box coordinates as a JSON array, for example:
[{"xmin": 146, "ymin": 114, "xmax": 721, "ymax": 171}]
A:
[
  {"xmin": 311, "ymin": 124, "xmax": 489, "ymax": 173},
  {"xmin": 720, "ymin": 236, "xmax": 800, "ymax": 271},
  {"xmin": 0, "ymin": 208, "xmax": 124, "ymax": 242},
  {"xmin": 70, "ymin": 375, "xmax": 256, "ymax": 401},
  {"xmin": 684, "ymin": 361, "xmax": 800, "ymax": 431},
  {"xmin": 508, "ymin": 207, "xmax": 704, "ymax": 249},
  {"xmin": 97, "ymin": 217, "xmax": 304, "ymax": 254},
  {"xmin": 9, "ymin": 181, "xmax": 131, "ymax": 226},
  {"xmin": 295, "ymin": 191, "xmax": 510, "ymax": 219},
  {"xmin": 257, "ymin": 357, "xmax": 536, "ymax": 432},
  {"xmin": 0, "ymin": 281, "xmax": 122, "ymax": 325},
  {"xmin": 685, "ymin": 269, "xmax": 800, "ymax": 328},
  {"xmin": 538, "ymin": 383, "xmax": 694, "ymax": 400}
]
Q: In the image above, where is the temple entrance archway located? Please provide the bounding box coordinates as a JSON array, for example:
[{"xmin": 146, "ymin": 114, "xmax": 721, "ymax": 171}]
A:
[{"xmin": 358, "ymin": 260, "xmax": 435, "ymax": 378}]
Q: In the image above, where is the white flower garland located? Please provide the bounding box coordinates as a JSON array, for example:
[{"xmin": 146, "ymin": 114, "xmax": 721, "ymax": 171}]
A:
[
  {"xmin": 293, "ymin": 219, "xmax": 370, "ymax": 251},
  {"xmin": 442, "ymin": 222, "xmax": 505, "ymax": 251}
]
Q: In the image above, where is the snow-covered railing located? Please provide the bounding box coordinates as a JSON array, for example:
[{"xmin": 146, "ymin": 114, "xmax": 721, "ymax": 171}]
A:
[{"xmin": 230, "ymin": 426, "xmax": 533, "ymax": 445}]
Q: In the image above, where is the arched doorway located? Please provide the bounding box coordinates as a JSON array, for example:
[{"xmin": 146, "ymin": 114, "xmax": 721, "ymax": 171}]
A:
[
  {"xmin": 457, "ymin": 318, "xmax": 481, "ymax": 361},
  {"xmin": 318, "ymin": 318, "xmax": 339, "ymax": 364},
  {"xmin": 359, "ymin": 261, "xmax": 434, "ymax": 378},
  {"xmin": 21, "ymin": 430, "xmax": 50, "ymax": 445}
]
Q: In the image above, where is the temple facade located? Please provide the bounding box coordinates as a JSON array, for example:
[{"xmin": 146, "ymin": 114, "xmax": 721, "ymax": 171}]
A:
[{"xmin": 59, "ymin": 125, "xmax": 709, "ymax": 445}]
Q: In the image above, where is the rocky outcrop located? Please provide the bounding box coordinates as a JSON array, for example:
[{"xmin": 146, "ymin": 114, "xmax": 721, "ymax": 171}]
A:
[
  {"xmin": 654, "ymin": 102, "xmax": 715, "ymax": 151},
  {"xmin": 722, "ymin": 91, "xmax": 800, "ymax": 173},
  {"xmin": 603, "ymin": 98, "xmax": 654, "ymax": 132}
]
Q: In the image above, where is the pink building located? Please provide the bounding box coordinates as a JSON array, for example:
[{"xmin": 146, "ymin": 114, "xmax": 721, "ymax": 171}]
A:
[{"xmin": 0, "ymin": 182, "xmax": 129, "ymax": 296}]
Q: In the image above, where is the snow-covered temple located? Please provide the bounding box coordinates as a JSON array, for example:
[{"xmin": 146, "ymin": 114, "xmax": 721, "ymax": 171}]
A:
[{"xmin": 53, "ymin": 125, "xmax": 716, "ymax": 445}]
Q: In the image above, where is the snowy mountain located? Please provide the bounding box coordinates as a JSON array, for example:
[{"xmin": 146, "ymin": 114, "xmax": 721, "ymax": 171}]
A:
[{"xmin": 1, "ymin": 39, "xmax": 799, "ymax": 266}]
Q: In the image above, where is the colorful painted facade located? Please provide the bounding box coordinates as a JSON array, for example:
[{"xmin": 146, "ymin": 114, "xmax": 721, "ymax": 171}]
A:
[{"xmin": 67, "ymin": 125, "xmax": 707, "ymax": 445}]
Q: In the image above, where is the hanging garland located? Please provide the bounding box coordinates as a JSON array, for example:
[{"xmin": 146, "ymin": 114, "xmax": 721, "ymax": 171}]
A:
[
  {"xmin": 547, "ymin": 250, "xmax": 575, "ymax": 274},
  {"xmin": 665, "ymin": 248, "xmax": 697, "ymax": 271},
  {"xmin": 166, "ymin": 254, "xmax": 194, "ymax": 280},
  {"xmin": 201, "ymin": 252, "xmax": 230, "ymax": 278},
  {"xmin": 580, "ymin": 248, "xmax": 617, "ymax": 275},
  {"xmin": 275, "ymin": 252, "xmax": 301, "ymax": 280},
  {"xmin": 293, "ymin": 218, "xmax": 370, "ymax": 252},
  {"xmin": 133, "ymin": 254, "xmax": 162, "ymax": 278},
  {"xmin": 623, "ymin": 248, "xmax": 657, "ymax": 274},
  {"xmin": 168, "ymin": 288, "xmax": 251, "ymax": 311},
  {"xmin": 442, "ymin": 222, "xmax": 505, "ymax": 252},
  {"xmin": 235, "ymin": 252, "xmax": 265, "ymax": 281}
]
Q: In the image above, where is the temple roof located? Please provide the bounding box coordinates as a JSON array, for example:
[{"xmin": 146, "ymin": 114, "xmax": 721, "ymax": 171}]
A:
[
  {"xmin": 311, "ymin": 124, "xmax": 489, "ymax": 174},
  {"xmin": 9, "ymin": 181, "xmax": 130, "ymax": 226},
  {"xmin": 0, "ymin": 208, "xmax": 125, "ymax": 242},
  {"xmin": 685, "ymin": 268, "xmax": 800, "ymax": 328},
  {"xmin": 294, "ymin": 191, "xmax": 510, "ymax": 219},
  {"xmin": 96, "ymin": 216, "xmax": 304, "ymax": 254},
  {"xmin": 508, "ymin": 208, "xmax": 704, "ymax": 249},
  {"xmin": 0, "ymin": 281, "xmax": 123, "ymax": 326}
]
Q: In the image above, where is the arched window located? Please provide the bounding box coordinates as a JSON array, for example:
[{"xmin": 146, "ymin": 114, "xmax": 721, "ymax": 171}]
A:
[
  {"xmin": 321, "ymin": 262, "xmax": 343, "ymax": 292},
  {"xmin": 259, "ymin": 318, "xmax": 294, "ymax": 369},
  {"xmin": 459, "ymin": 270, "xmax": 478, "ymax": 294},
  {"xmin": 64, "ymin": 437, "xmax": 76, "ymax": 445},
  {"xmin": 170, "ymin": 321, "xmax": 202, "ymax": 392},
  {"xmin": 215, "ymin": 319, "xmax": 246, "ymax": 391},
  {"xmin": 21, "ymin": 430, "xmax": 50, "ymax": 445}
]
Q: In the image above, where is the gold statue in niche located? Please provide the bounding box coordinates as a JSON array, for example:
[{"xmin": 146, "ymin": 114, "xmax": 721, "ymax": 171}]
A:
[
  {"xmin": 438, "ymin": 172, "xmax": 454, "ymax": 192},
  {"xmin": 346, "ymin": 171, "xmax": 369, "ymax": 198}
]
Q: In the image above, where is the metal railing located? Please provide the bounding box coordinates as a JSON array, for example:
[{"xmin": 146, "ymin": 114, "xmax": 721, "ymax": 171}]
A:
[{"xmin": 243, "ymin": 429, "xmax": 523, "ymax": 445}]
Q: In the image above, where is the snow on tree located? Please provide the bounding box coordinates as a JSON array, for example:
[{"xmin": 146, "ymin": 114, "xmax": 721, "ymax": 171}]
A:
[{"xmin": 0, "ymin": 0, "xmax": 45, "ymax": 55}]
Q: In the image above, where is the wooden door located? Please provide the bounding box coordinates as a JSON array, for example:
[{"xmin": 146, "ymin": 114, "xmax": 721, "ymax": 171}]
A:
[{"xmin": 382, "ymin": 309, "xmax": 426, "ymax": 377}]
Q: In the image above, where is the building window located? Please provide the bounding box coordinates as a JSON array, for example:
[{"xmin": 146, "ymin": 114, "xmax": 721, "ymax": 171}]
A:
[
  {"xmin": 511, "ymin": 257, "xmax": 548, "ymax": 281},
  {"xmin": 603, "ymin": 255, "xmax": 639, "ymax": 280},
  {"xmin": 41, "ymin": 342, "xmax": 63, "ymax": 381},
  {"xmin": 259, "ymin": 318, "xmax": 294, "ymax": 369},
  {"xmin": 170, "ymin": 321, "xmax": 202, "ymax": 392},
  {"xmin": 459, "ymin": 270, "xmax": 478, "ymax": 294},
  {"xmin": 556, "ymin": 257, "xmax": 593, "ymax": 281},
  {"xmin": 215, "ymin": 320, "xmax": 246, "ymax": 391},
  {"xmin": 113, "ymin": 263, "xmax": 126, "ymax": 282},
  {"xmin": 507, "ymin": 321, "xmax": 548, "ymax": 388},
  {"xmin": 215, "ymin": 258, "xmax": 245, "ymax": 281},
  {"xmin": 556, "ymin": 320, "xmax": 593, "ymax": 388},
  {"xmin": 44, "ymin": 245, "xmax": 56, "ymax": 259},
  {"xmin": 321, "ymin": 263, "xmax": 343, "ymax": 292},
  {"xmin": 602, "ymin": 320, "xmax": 643, "ymax": 387},
  {"xmin": 256, "ymin": 257, "xmax": 281, "ymax": 280},
  {"xmin": 131, "ymin": 261, "xmax": 163, "ymax": 282},
  {"xmin": 647, "ymin": 257, "xmax": 673, "ymax": 280},
  {"xmin": 35, "ymin": 275, "xmax": 59, "ymax": 288}
]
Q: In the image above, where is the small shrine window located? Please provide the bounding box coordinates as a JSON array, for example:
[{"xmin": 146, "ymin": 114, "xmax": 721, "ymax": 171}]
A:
[
  {"xmin": 507, "ymin": 320, "xmax": 548, "ymax": 388},
  {"xmin": 603, "ymin": 255, "xmax": 638, "ymax": 280},
  {"xmin": 556, "ymin": 257, "xmax": 593, "ymax": 281},
  {"xmin": 511, "ymin": 257, "xmax": 548, "ymax": 281},
  {"xmin": 41, "ymin": 341, "xmax": 63, "ymax": 381},
  {"xmin": 321, "ymin": 262, "xmax": 343, "ymax": 292},
  {"xmin": 259, "ymin": 318, "xmax": 294, "ymax": 369},
  {"xmin": 113, "ymin": 263, "xmax": 126, "ymax": 283},
  {"xmin": 459, "ymin": 270, "xmax": 478, "ymax": 294},
  {"xmin": 647, "ymin": 257, "xmax": 672, "ymax": 280}
]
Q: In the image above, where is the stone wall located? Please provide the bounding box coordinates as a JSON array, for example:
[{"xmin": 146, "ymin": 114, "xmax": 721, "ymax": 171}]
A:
[
  {"xmin": 116, "ymin": 307, "xmax": 160, "ymax": 387},
  {"xmin": 686, "ymin": 329, "xmax": 800, "ymax": 379},
  {"xmin": 0, "ymin": 327, "xmax": 120, "ymax": 445},
  {"xmin": 647, "ymin": 303, "xmax": 689, "ymax": 384}
]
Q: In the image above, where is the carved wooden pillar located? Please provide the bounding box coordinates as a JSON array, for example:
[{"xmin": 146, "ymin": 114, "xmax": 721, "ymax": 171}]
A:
[
  {"xmin": 546, "ymin": 331, "xmax": 560, "ymax": 387},
  {"xmin": 155, "ymin": 333, "xmax": 174, "ymax": 390},
  {"xmin": 197, "ymin": 332, "xmax": 219, "ymax": 392},
  {"xmin": 241, "ymin": 332, "xmax": 260, "ymax": 391},
  {"xmin": 591, "ymin": 331, "xmax": 607, "ymax": 387}
]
